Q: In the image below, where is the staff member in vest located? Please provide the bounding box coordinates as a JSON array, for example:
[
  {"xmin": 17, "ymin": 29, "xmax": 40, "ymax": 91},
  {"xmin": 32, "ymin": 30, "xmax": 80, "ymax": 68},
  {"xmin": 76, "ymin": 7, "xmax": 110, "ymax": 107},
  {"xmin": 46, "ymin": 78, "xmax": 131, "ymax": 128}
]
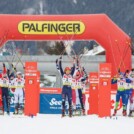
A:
[{"xmin": 56, "ymin": 56, "xmax": 75, "ymax": 117}]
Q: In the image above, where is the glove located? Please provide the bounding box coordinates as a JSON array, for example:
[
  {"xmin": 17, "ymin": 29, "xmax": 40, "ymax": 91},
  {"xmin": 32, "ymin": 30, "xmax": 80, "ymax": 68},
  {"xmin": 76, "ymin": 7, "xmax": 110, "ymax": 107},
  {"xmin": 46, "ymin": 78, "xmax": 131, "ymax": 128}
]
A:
[
  {"xmin": 11, "ymin": 64, "xmax": 14, "ymax": 68},
  {"xmin": 14, "ymin": 67, "xmax": 17, "ymax": 72},
  {"xmin": 3, "ymin": 63, "xmax": 5, "ymax": 67},
  {"xmin": 73, "ymin": 56, "xmax": 76, "ymax": 60},
  {"xmin": 82, "ymin": 67, "xmax": 85, "ymax": 71},
  {"xmin": 132, "ymin": 68, "xmax": 134, "ymax": 72},
  {"xmin": 77, "ymin": 59, "xmax": 79, "ymax": 65},
  {"xmin": 56, "ymin": 59, "xmax": 58, "ymax": 64},
  {"xmin": 59, "ymin": 56, "xmax": 62, "ymax": 60},
  {"xmin": 126, "ymin": 70, "xmax": 129, "ymax": 73},
  {"xmin": 118, "ymin": 68, "xmax": 120, "ymax": 73}
]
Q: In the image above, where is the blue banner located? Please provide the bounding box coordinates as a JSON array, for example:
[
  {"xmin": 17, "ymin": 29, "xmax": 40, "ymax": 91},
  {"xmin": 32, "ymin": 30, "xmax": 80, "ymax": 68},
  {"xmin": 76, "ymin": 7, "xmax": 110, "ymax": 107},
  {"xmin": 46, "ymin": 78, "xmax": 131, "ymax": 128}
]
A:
[{"xmin": 39, "ymin": 94, "xmax": 62, "ymax": 114}]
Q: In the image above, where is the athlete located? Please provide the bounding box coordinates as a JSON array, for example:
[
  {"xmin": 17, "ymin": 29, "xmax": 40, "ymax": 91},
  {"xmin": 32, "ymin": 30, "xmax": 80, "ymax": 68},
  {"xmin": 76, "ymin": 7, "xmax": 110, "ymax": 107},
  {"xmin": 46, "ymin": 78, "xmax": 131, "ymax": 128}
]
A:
[
  {"xmin": 81, "ymin": 78, "xmax": 88, "ymax": 109},
  {"xmin": 56, "ymin": 56, "xmax": 75, "ymax": 117},
  {"xmin": 112, "ymin": 72, "xmax": 127, "ymax": 116},
  {"xmin": 1, "ymin": 73, "xmax": 10, "ymax": 115},
  {"xmin": 0, "ymin": 84, "xmax": 2, "ymax": 114},
  {"xmin": 0, "ymin": 73, "xmax": 2, "ymax": 114},
  {"xmin": 124, "ymin": 70, "xmax": 133, "ymax": 110},
  {"xmin": 127, "ymin": 69, "xmax": 134, "ymax": 117},
  {"xmin": 12, "ymin": 72, "xmax": 25, "ymax": 114},
  {"xmin": 0, "ymin": 63, "xmax": 10, "ymax": 115},
  {"xmin": 71, "ymin": 76, "xmax": 77, "ymax": 113},
  {"xmin": 74, "ymin": 59, "xmax": 88, "ymax": 115}
]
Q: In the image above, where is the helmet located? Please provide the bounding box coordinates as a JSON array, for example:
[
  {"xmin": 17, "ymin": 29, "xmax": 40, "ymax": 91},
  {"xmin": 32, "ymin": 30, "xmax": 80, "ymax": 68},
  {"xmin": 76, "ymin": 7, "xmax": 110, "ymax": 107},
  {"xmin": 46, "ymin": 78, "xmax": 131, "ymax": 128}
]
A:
[{"xmin": 64, "ymin": 67, "xmax": 71, "ymax": 72}]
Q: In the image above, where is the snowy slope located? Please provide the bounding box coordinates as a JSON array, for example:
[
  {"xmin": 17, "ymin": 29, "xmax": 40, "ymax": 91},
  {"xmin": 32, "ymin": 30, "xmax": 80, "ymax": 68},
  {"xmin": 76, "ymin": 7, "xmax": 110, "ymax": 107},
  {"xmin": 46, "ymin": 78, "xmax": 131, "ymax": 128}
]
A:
[{"xmin": 0, "ymin": 114, "xmax": 133, "ymax": 134}]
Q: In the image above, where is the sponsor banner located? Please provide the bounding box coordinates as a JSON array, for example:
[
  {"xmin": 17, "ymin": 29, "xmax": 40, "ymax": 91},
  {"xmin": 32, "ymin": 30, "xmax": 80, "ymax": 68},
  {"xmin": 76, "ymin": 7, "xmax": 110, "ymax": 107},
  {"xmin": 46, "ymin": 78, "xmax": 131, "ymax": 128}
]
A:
[
  {"xmin": 25, "ymin": 62, "xmax": 39, "ymax": 116},
  {"xmin": 98, "ymin": 63, "xmax": 111, "ymax": 117},
  {"xmin": 40, "ymin": 94, "xmax": 62, "ymax": 114},
  {"xmin": 88, "ymin": 72, "xmax": 99, "ymax": 114},
  {"xmin": 40, "ymin": 88, "xmax": 62, "ymax": 94},
  {"xmin": 18, "ymin": 21, "xmax": 85, "ymax": 35},
  {"xmin": 40, "ymin": 88, "xmax": 89, "ymax": 94}
]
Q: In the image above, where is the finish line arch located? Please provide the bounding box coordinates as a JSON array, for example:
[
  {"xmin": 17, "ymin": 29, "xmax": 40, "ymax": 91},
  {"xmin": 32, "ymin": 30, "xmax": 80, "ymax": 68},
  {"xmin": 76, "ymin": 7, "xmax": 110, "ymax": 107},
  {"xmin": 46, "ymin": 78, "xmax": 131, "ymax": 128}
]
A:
[{"xmin": 0, "ymin": 14, "xmax": 131, "ymax": 75}]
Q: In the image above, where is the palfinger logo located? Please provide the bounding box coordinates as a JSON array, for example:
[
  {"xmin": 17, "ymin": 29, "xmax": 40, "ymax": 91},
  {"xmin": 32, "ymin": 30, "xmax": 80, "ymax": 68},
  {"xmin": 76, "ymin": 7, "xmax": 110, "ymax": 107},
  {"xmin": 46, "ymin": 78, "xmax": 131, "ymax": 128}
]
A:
[{"xmin": 18, "ymin": 21, "xmax": 85, "ymax": 35}]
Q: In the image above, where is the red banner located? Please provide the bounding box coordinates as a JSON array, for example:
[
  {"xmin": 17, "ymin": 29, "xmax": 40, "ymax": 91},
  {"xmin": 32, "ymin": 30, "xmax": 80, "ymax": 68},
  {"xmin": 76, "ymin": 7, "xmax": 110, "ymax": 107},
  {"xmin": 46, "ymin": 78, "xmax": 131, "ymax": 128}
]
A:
[
  {"xmin": 88, "ymin": 72, "xmax": 99, "ymax": 115},
  {"xmin": 24, "ymin": 62, "xmax": 39, "ymax": 116},
  {"xmin": 98, "ymin": 63, "xmax": 111, "ymax": 117}
]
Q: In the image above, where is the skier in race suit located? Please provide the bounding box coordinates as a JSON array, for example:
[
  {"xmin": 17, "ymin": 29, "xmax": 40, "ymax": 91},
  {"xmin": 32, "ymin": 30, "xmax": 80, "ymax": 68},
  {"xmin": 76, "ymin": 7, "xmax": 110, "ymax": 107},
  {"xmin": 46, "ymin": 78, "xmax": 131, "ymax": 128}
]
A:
[
  {"xmin": 11, "ymin": 71, "xmax": 25, "ymax": 114},
  {"xmin": 0, "ymin": 73, "xmax": 2, "ymax": 114},
  {"xmin": 112, "ymin": 72, "xmax": 127, "ymax": 116},
  {"xmin": 124, "ymin": 70, "xmax": 133, "ymax": 111},
  {"xmin": 74, "ymin": 64, "xmax": 88, "ymax": 115},
  {"xmin": 127, "ymin": 69, "xmax": 134, "ymax": 117},
  {"xmin": 56, "ymin": 56, "xmax": 75, "ymax": 117}
]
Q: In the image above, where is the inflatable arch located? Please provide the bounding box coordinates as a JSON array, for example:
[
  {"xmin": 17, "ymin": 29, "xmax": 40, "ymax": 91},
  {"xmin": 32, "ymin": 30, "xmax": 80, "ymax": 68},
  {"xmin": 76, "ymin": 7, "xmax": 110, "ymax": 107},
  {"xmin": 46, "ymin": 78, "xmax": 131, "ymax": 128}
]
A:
[{"xmin": 0, "ymin": 14, "xmax": 131, "ymax": 75}]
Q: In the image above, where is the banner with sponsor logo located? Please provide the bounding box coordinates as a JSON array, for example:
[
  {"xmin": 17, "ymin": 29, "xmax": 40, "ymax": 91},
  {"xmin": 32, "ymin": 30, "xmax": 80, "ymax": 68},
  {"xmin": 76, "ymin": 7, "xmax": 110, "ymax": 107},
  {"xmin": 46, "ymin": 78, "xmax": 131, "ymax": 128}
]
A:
[
  {"xmin": 98, "ymin": 63, "xmax": 111, "ymax": 117},
  {"xmin": 18, "ymin": 21, "xmax": 85, "ymax": 35},
  {"xmin": 40, "ymin": 94, "xmax": 62, "ymax": 114},
  {"xmin": 25, "ymin": 62, "xmax": 40, "ymax": 116},
  {"xmin": 88, "ymin": 72, "xmax": 99, "ymax": 115}
]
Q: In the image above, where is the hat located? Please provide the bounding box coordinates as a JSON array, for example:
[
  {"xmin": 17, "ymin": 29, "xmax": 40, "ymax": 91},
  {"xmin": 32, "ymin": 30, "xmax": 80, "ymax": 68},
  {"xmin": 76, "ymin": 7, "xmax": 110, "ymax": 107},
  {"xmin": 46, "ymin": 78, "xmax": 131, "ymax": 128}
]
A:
[
  {"xmin": 17, "ymin": 72, "xmax": 22, "ymax": 75},
  {"xmin": 64, "ymin": 67, "xmax": 71, "ymax": 72},
  {"xmin": 76, "ymin": 71, "xmax": 80, "ymax": 76}
]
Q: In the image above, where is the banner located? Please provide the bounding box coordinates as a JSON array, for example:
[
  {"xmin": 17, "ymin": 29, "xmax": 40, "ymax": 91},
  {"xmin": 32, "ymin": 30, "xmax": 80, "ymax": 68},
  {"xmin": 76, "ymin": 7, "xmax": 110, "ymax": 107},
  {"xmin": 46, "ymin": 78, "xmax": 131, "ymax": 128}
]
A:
[
  {"xmin": 25, "ymin": 62, "xmax": 39, "ymax": 116},
  {"xmin": 40, "ymin": 94, "xmax": 62, "ymax": 114},
  {"xmin": 98, "ymin": 63, "xmax": 111, "ymax": 117},
  {"xmin": 88, "ymin": 72, "xmax": 99, "ymax": 115}
]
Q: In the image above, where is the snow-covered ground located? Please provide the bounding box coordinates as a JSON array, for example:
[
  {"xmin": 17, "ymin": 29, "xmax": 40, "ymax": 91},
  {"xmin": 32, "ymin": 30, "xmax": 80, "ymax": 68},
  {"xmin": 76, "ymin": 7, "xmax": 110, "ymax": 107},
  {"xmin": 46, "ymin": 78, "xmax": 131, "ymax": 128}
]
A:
[{"xmin": 0, "ymin": 114, "xmax": 133, "ymax": 134}]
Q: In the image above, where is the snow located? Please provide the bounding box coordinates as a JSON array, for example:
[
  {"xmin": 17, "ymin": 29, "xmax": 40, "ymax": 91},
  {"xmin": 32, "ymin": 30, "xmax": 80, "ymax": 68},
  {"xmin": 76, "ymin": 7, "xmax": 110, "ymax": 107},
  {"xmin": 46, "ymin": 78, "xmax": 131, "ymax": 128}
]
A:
[{"xmin": 0, "ymin": 114, "xmax": 133, "ymax": 134}]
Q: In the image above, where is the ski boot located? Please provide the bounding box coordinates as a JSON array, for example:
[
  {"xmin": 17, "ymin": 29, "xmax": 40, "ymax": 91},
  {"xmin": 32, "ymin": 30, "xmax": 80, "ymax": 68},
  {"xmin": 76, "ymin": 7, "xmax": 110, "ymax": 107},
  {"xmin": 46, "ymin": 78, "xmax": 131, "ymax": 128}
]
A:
[
  {"xmin": 7, "ymin": 111, "xmax": 10, "ymax": 115},
  {"xmin": 69, "ymin": 107, "xmax": 73, "ymax": 117},
  {"xmin": 0, "ymin": 107, "xmax": 4, "ymax": 115},
  {"xmin": 128, "ymin": 110, "xmax": 133, "ymax": 117},
  {"xmin": 13, "ymin": 109, "xmax": 18, "ymax": 115},
  {"xmin": 75, "ymin": 108, "xmax": 81, "ymax": 116},
  {"xmin": 18, "ymin": 105, "xmax": 24, "ymax": 115},
  {"xmin": 112, "ymin": 109, "xmax": 117, "ymax": 116},
  {"xmin": 122, "ymin": 110, "xmax": 127, "ymax": 116},
  {"xmin": 82, "ymin": 109, "xmax": 86, "ymax": 116},
  {"xmin": 61, "ymin": 109, "xmax": 65, "ymax": 117},
  {"xmin": 73, "ymin": 109, "xmax": 76, "ymax": 116},
  {"xmin": 14, "ymin": 103, "xmax": 19, "ymax": 115}
]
